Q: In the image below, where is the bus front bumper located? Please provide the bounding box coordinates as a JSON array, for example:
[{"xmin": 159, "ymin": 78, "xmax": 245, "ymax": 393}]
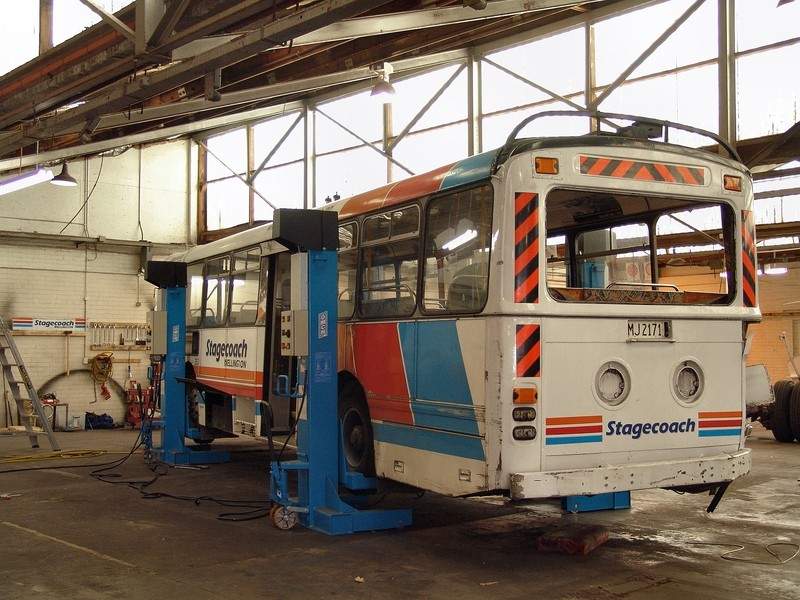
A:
[{"xmin": 509, "ymin": 449, "xmax": 751, "ymax": 500}]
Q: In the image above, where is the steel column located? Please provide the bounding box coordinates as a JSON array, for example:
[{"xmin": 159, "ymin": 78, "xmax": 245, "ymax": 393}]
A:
[
  {"xmin": 718, "ymin": 0, "xmax": 737, "ymax": 147},
  {"xmin": 467, "ymin": 49, "xmax": 482, "ymax": 155},
  {"xmin": 304, "ymin": 103, "xmax": 315, "ymax": 208}
]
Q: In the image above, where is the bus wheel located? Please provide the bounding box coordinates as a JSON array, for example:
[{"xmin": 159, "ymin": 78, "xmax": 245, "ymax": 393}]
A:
[
  {"xmin": 338, "ymin": 378, "xmax": 375, "ymax": 475},
  {"xmin": 789, "ymin": 383, "xmax": 800, "ymax": 441},
  {"xmin": 771, "ymin": 379, "xmax": 795, "ymax": 443}
]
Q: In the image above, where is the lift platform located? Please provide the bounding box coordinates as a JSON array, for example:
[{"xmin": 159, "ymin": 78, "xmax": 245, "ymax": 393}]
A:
[{"xmin": 267, "ymin": 209, "xmax": 412, "ymax": 535}]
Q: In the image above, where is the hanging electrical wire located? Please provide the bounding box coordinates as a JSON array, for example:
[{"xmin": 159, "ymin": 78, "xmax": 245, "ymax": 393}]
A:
[{"xmin": 59, "ymin": 155, "xmax": 104, "ymax": 235}]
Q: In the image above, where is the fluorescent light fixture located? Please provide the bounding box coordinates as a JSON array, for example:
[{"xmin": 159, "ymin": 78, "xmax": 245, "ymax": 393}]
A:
[
  {"xmin": 764, "ymin": 264, "xmax": 788, "ymax": 275},
  {"xmin": 51, "ymin": 163, "xmax": 78, "ymax": 187},
  {"xmin": 443, "ymin": 229, "xmax": 477, "ymax": 251},
  {"xmin": 0, "ymin": 167, "xmax": 54, "ymax": 196}
]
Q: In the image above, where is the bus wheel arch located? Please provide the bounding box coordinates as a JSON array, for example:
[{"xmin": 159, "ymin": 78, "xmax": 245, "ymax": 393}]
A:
[{"xmin": 338, "ymin": 371, "xmax": 376, "ymax": 475}]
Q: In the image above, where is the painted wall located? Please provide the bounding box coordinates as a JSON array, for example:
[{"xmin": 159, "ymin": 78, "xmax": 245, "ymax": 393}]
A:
[{"xmin": 0, "ymin": 140, "xmax": 197, "ymax": 428}]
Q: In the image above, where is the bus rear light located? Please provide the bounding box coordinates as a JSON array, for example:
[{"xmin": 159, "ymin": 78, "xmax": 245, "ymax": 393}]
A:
[
  {"xmin": 723, "ymin": 174, "xmax": 742, "ymax": 191},
  {"xmin": 513, "ymin": 386, "xmax": 537, "ymax": 404},
  {"xmin": 535, "ymin": 156, "xmax": 559, "ymax": 174},
  {"xmin": 513, "ymin": 426, "xmax": 537, "ymax": 441},
  {"xmin": 512, "ymin": 406, "xmax": 537, "ymax": 422}
]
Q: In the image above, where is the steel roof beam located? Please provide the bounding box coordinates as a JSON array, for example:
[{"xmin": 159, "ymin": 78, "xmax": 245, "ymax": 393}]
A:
[
  {"xmin": 22, "ymin": 50, "xmax": 466, "ymax": 141},
  {"xmin": 0, "ymin": 0, "xmax": 393, "ymax": 157},
  {"xmin": 149, "ymin": 0, "xmax": 192, "ymax": 47},
  {"xmin": 172, "ymin": 0, "xmax": 602, "ymax": 60},
  {"xmin": 77, "ymin": 0, "xmax": 136, "ymax": 41}
]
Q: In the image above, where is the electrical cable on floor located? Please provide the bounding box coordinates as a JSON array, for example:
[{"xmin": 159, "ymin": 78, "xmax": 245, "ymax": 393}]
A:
[
  {"xmin": 0, "ymin": 449, "xmax": 112, "ymax": 464},
  {"xmin": 690, "ymin": 541, "xmax": 800, "ymax": 565},
  {"xmin": 85, "ymin": 391, "xmax": 272, "ymax": 522}
]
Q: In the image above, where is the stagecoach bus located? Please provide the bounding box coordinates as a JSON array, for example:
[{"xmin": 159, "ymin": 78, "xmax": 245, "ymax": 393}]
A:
[{"xmin": 172, "ymin": 111, "xmax": 755, "ymax": 503}]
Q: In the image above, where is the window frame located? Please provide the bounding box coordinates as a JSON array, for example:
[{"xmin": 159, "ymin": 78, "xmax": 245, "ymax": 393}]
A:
[
  {"xmin": 228, "ymin": 246, "xmax": 263, "ymax": 327},
  {"xmin": 419, "ymin": 182, "xmax": 495, "ymax": 316},
  {"xmin": 544, "ymin": 187, "xmax": 738, "ymax": 306},
  {"xmin": 186, "ymin": 261, "xmax": 206, "ymax": 330},
  {"xmin": 200, "ymin": 253, "xmax": 234, "ymax": 328},
  {"xmin": 356, "ymin": 203, "xmax": 423, "ymax": 320},
  {"xmin": 361, "ymin": 205, "xmax": 420, "ymax": 246},
  {"xmin": 337, "ymin": 221, "xmax": 360, "ymax": 320}
]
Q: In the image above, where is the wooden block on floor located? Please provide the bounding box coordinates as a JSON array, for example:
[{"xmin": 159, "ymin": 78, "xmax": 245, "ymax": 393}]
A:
[{"xmin": 537, "ymin": 525, "xmax": 609, "ymax": 555}]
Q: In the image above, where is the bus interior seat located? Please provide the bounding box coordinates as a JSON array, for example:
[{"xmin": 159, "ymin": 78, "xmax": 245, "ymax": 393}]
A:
[{"xmin": 360, "ymin": 296, "xmax": 416, "ymax": 318}]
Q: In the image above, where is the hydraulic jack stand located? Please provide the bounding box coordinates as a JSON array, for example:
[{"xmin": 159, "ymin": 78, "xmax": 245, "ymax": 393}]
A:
[
  {"xmin": 144, "ymin": 262, "xmax": 229, "ymax": 466},
  {"xmin": 268, "ymin": 210, "xmax": 412, "ymax": 535}
]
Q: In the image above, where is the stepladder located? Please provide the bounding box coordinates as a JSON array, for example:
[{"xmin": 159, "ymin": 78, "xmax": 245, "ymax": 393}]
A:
[{"xmin": 0, "ymin": 318, "xmax": 60, "ymax": 451}]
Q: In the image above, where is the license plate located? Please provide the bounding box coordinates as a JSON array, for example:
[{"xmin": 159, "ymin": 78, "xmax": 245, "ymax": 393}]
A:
[{"xmin": 627, "ymin": 320, "xmax": 672, "ymax": 341}]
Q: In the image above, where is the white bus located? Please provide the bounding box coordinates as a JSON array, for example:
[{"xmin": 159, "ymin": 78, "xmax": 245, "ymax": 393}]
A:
[{"xmin": 172, "ymin": 111, "xmax": 755, "ymax": 503}]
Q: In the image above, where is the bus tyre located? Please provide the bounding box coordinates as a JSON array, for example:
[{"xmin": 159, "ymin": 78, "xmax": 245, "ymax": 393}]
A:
[
  {"xmin": 338, "ymin": 378, "xmax": 375, "ymax": 476},
  {"xmin": 789, "ymin": 383, "xmax": 800, "ymax": 442},
  {"xmin": 771, "ymin": 379, "xmax": 795, "ymax": 443}
]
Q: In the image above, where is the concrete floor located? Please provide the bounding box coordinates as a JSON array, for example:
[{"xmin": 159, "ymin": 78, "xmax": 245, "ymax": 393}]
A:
[{"xmin": 0, "ymin": 425, "xmax": 797, "ymax": 600}]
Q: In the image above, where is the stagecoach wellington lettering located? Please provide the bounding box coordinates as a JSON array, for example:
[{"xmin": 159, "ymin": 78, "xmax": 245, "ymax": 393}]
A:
[{"xmin": 206, "ymin": 338, "xmax": 248, "ymax": 368}]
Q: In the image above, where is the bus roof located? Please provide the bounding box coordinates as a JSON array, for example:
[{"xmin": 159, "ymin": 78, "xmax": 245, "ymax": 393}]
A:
[
  {"xmin": 180, "ymin": 133, "xmax": 746, "ymax": 264},
  {"xmin": 329, "ymin": 148, "xmax": 499, "ymax": 220}
]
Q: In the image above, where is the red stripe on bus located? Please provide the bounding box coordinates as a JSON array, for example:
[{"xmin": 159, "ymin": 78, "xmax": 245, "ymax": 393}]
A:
[
  {"xmin": 514, "ymin": 209, "xmax": 538, "ymax": 244},
  {"xmin": 633, "ymin": 165, "xmax": 655, "ymax": 181},
  {"xmin": 546, "ymin": 425, "xmax": 603, "ymax": 435},
  {"xmin": 545, "ymin": 415, "xmax": 603, "ymax": 425},
  {"xmin": 653, "ymin": 163, "xmax": 676, "ymax": 183},
  {"xmin": 676, "ymin": 165, "xmax": 698, "ymax": 185},
  {"xmin": 699, "ymin": 419, "xmax": 743, "ymax": 428},
  {"xmin": 514, "ymin": 269, "xmax": 539, "ymax": 303},
  {"xmin": 611, "ymin": 160, "xmax": 634, "ymax": 178},
  {"xmin": 588, "ymin": 158, "xmax": 611, "ymax": 175}
]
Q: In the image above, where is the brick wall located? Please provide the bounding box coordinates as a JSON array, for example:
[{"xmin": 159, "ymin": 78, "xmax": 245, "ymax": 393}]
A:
[
  {"xmin": 661, "ymin": 263, "xmax": 800, "ymax": 383},
  {"xmin": 0, "ymin": 140, "xmax": 196, "ymax": 428}
]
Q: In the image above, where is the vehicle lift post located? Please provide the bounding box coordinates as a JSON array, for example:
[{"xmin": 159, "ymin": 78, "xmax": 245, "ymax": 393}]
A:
[
  {"xmin": 268, "ymin": 209, "xmax": 412, "ymax": 535},
  {"xmin": 144, "ymin": 261, "xmax": 229, "ymax": 466}
]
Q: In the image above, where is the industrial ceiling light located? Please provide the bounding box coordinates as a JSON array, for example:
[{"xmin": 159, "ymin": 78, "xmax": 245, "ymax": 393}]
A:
[
  {"xmin": 0, "ymin": 167, "xmax": 54, "ymax": 197},
  {"xmin": 370, "ymin": 62, "xmax": 396, "ymax": 102},
  {"xmin": 51, "ymin": 163, "xmax": 78, "ymax": 187}
]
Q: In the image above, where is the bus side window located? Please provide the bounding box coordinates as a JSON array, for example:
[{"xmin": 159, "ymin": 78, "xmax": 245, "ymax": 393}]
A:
[
  {"xmin": 338, "ymin": 223, "xmax": 357, "ymax": 319},
  {"xmin": 422, "ymin": 185, "xmax": 493, "ymax": 314},
  {"xmin": 256, "ymin": 256, "xmax": 269, "ymax": 326},
  {"xmin": 187, "ymin": 262, "xmax": 204, "ymax": 327},
  {"xmin": 203, "ymin": 255, "xmax": 231, "ymax": 326},
  {"xmin": 230, "ymin": 248, "xmax": 261, "ymax": 325},
  {"xmin": 360, "ymin": 207, "xmax": 419, "ymax": 319}
]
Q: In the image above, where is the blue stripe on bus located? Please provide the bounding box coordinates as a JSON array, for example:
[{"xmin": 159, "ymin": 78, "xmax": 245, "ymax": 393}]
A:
[
  {"xmin": 413, "ymin": 321, "xmax": 479, "ymax": 435},
  {"xmin": 699, "ymin": 428, "xmax": 742, "ymax": 437},
  {"xmin": 397, "ymin": 322, "xmax": 417, "ymax": 398},
  {"xmin": 440, "ymin": 150, "xmax": 498, "ymax": 191},
  {"xmin": 545, "ymin": 435, "xmax": 603, "ymax": 445},
  {"xmin": 373, "ymin": 422, "xmax": 485, "ymax": 461}
]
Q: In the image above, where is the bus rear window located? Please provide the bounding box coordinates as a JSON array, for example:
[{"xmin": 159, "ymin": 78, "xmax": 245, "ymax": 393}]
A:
[{"xmin": 545, "ymin": 189, "xmax": 735, "ymax": 305}]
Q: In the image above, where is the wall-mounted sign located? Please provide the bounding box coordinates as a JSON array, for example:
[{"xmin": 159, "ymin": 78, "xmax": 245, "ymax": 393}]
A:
[{"xmin": 12, "ymin": 317, "xmax": 87, "ymax": 332}]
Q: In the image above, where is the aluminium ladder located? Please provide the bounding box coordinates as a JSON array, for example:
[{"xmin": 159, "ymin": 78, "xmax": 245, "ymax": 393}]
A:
[{"xmin": 0, "ymin": 317, "xmax": 60, "ymax": 450}]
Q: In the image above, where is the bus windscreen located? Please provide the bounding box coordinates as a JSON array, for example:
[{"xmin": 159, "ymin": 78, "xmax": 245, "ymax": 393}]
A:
[{"xmin": 545, "ymin": 189, "xmax": 736, "ymax": 305}]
